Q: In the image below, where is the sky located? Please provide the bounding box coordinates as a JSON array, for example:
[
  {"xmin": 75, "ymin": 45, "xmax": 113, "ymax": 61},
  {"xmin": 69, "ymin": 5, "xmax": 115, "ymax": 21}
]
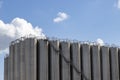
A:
[{"xmin": 0, "ymin": 0, "xmax": 120, "ymax": 80}]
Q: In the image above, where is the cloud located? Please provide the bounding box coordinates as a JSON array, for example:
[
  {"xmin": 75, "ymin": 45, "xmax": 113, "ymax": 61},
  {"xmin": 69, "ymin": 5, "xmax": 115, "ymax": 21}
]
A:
[
  {"xmin": 0, "ymin": 1, "xmax": 3, "ymax": 8},
  {"xmin": 96, "ymin": 38, "xmax": 104, "ymax": 46},
  {"xmin": 53, "ymin": 12, "xmax": 69, "ymax": 23},
  {"xmin": 118, "ymin": 0, "xmax": 120, "ymax": 8},
  {"xmin": 0, "ymin": 48, "xmax": 9, "ymax": 54},
  {"xmin": 0, "ymin": 17, "xmax": 46, "ymax": 54},
  {"xmin": 114, "ymin": 0, "xmax": 120, "ymax": 9}
]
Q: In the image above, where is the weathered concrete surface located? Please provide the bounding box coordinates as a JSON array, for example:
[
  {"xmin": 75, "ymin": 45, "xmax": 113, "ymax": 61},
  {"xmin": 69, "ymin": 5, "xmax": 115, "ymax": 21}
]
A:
[
  {"xmin": 38, "ymin": 40, "xmax": 48, "ymax": 80},
  {"xmin": 8, "ymin": 48, "xmax": 11, "ymax": 80},
  {"xmin": 81, "ymin": 44, "xmax": 91, "ymax": 80},
  {"xmin": 20, "ymin": 40, "xmax": 26, "ymax": 80},
  {"xmin": 6, "ymin": 38, "xmax": 120, "ymax": 80},
  {"xmin": 25, "ymin": 38, "xmax": 31, "ymax": 80},
  {"xmin": 4, "ymin": 56, "xmax": 8, "ymax": 80},
  {"xmin": 60, "ymin": 42, "xmax": 71, "ymax": 80},
  {"xmin": 29, "ymin": 38, "xmax": 37, "ymax": 80},
  {"xmin": 17, "ymin": 42, "xmax": 20, "ymax": 80},
  {"xmin": 110, "ymin": 47, "xmax": 119, "ymax": 80},
  {"xmin": 8, "ymin": 56, "xmax": 10, "ymax": 80},
  {"xmin": 13, "ymin": 44, "xmax": 15, "ymax": 80},
  {"xmin": 101, "ymin": 46, "xmax": 110, "ymax": 80},
  {"xmin": 50, "ymin": 40, "xmax": 60, "ymax": 80},
  {"xmin": 71, "ymin": 43, "xmax": 81, "ymax": 80},
  {"xmin": 91, "ymin": 45, "xmax": 101, "ymax": 80},
  {"xmin": 9, "ymin": 45, "xmax": 14, "ymax": 80},
  {"xmin": 14, "ymin": 43, "xmax": 20, "ymax": 80}
]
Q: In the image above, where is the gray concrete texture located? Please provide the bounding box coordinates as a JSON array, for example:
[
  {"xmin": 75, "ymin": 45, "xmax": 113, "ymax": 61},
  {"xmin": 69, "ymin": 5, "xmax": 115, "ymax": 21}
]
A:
[
  {"xmin": 49, "ymin": 40, "xmax": 60, "ymax": 80},
  {"xmin": 110, "ymin": 47, "xmax": 119, "ymax": 80},
  {"xmin": 4, "ymin": 38, "xmax": 120, "ymax": 80},
  {"xmin": 71, "ymin": 43, "xmax": 81, "ymax": 80},
  {"xmin": 81, "ymin": 44, "xmax": 91, "ymax": 80},
  {"xmin": 91, "ymin": 45, "xmax": 101, "ymax": 80},
  {"xmin": 20, "ymin": 40, "xmax": 25, "ymax": 80},
  {"xmin": 38, "ymin": 39, "xmax": 48, "ymax": 80},
  {"xmin": 14, "ymin": 43, "xmax": 19, "ymax": 80},
  {"xmin": 101, "ymin": 46, "xmax": 110, "ymax": 80},
  {"xmin": 4, "ymin": 56, "xmax": 8, "ymax": 80},
  {"xmin": 60, "ymin": 42, "xmax": 71, "ymax": 80},
  {"xmin": 9, "ymin": 44, "xmax": 14, "ymax": 80}
]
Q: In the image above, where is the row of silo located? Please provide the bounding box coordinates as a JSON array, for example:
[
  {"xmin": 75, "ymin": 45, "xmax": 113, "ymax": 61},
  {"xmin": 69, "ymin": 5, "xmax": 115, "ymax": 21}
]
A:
[
  {"xmin": 37, "ymin": 39, "xmax": 120, "ymax": 80},
  {"xmin": 4, "ymin": 38, "xmax": 120, "ymax": 80}
]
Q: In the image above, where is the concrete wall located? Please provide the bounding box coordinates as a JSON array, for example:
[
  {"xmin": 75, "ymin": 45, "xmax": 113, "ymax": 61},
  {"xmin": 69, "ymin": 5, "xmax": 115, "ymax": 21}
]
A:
[{"xmin": 5, "ymin": 38, "xmax": 120, "ymax": 80}]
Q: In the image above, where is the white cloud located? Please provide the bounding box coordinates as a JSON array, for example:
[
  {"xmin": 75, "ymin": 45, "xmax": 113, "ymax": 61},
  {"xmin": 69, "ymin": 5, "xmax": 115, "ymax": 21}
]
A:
[
  {"xmin": 0, "ymin": 1, "xmax": 3, "ymax": 8},
  {"xmin": 53, "ymin": 12, "xmax": 69, "ymax": 23},
  {"xmin": 96, "ymin": 38, "xmax": 104, "ymax": 46},
  {"xmin": 118, "ymin": 0, "xmax": 120, "ymax": 8},
  {"xmin": 0, "ymin": 17, "xmax": 46, "ymax": 54},
  {"xmin": 114, "ymin": 0, "xmax": 120, "ymax": 9},
  {"xmin": 0, "ymin": 48, "xmax": 9, "ymax": 54}
]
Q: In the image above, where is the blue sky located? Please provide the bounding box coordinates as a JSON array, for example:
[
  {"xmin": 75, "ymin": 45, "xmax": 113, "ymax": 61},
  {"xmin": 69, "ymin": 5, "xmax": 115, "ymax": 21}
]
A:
[{"xmin": 1, "ymin": 0, "xmax": 120, "ymax": 80}]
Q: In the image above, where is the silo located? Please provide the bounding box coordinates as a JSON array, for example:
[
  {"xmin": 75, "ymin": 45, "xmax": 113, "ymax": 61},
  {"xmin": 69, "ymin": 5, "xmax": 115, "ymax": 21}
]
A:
[
  {"xmin": 71, "ymin": 42, "xmax": 81, "ymax": 80},
  {"xmin": 49, "ymin": 40, "xmax": 60, "ymax": 80},
  {"xmin": 110, "ymin": 47, "xmax": 119, "ymax": 80},
  {"xmin": 101, "ymin": 46, "xmax": 110, "ymax": 80},
  {"xmin": 91, "ymin": 45, "xmax": 101, "ymax": 80},
  {"xmin": 81, "ymin": 44, "xmax": 91, "ymax": 80},
  {"xmin": 38, "ymin": 39, "xmax": 48, "ymax": 80},
  {"xmin": 4, "ymin": 56, "xmax": 9, "ymax": 80},
  {"xmin": 60, "ymin": 41, "xmax": 71, "ymax": 80}
]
